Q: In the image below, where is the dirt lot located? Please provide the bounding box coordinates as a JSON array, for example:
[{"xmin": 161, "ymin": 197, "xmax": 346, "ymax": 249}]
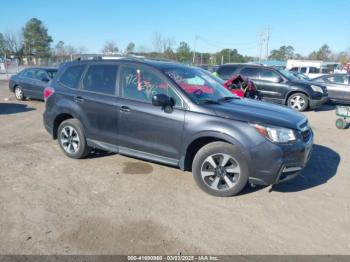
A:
[{"xmin": 0, "ymin": 80, "xmax": 349, "ymax": 255}]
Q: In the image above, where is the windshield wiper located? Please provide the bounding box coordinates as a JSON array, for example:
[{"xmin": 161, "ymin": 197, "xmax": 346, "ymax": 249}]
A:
[
  {"xmin": 197, "ymin": 99, "xmax": 220, "ymax": 104},
  {"xmin": 218, "ymin": 96, "xmax": 240, "ymax": 102}
]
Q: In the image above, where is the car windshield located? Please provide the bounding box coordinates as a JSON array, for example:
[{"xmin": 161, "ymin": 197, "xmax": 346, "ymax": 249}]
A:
[
  {"xmin": 164, "ymin": 66, "xmax": 235, "ymax": 104},
  {"xmin": 278, "ymin": 69, "xmax": 299, "ymax": 81}
]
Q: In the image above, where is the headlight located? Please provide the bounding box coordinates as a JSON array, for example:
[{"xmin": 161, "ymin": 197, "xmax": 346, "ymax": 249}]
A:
[
  {"xmin": 251, "ymin": 124, "xmax": 296, "ymax": 143},
  {"xmin": 311, "ymin": 85, "xmax": 323, "ymax": 93}
]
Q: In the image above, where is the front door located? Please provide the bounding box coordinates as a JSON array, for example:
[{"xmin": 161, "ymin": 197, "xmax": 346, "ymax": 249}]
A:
[
  {"xmin": 117, "ymin": 64, "xmax": 185, "ymax": 162},
  {"xmin": 324, "ymin": 75, "xmax": 349, "ymax": 101}
]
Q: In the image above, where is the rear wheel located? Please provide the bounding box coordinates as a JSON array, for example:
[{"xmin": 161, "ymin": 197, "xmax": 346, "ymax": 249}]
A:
[
  {"xmin": 14, "ymin": 86, "xmax": 25, "ymax": 101},
  {"xmin": 336, "ymin": 118, "xmax": 347, "ymax": 129},
  {"xmin": 287, "ymin": 93, "xmax": 309, "ymax": 112},
  {"xmin": 57, "ymin": 119, "xmax": 90, "ymax": 159},
  {"xmin": 192, "ymin": 142, "xmax": 249, "ymax": 197}
]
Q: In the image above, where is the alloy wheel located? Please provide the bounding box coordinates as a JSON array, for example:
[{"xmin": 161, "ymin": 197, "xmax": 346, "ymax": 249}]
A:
[
  {"xmin": 290, "ymin": 95, "xmax": 305, "ymax": 110},
  {"xmin": 200, "ymin": 153, "xmax": 240, "ymax": 191},
  {"xmin": 60, "ymin": 126, "xmax": 80, "ymax": 154},
  {"xmin": 15, "ymin": 87, "xmax": 23, "ymax": 100}
]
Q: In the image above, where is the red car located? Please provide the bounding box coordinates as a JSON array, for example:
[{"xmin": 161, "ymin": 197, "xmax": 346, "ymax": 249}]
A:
[{"xmin": 223, "ymin": 75, "xmax": 262, "ymax": 100}]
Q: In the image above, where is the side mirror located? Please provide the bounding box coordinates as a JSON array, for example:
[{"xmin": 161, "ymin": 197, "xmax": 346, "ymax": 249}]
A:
[
  {"xmin": 41, "ymin": 77, "xmax": 50, "ymax": 82},
  {"xmin": 152, "ymin": 93, "xmax": 174, "ymax": 107}
]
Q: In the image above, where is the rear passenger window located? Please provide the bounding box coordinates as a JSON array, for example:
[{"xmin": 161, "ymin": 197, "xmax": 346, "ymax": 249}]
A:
[
  {"xmin": 60, "ymin": 65, "xmax": 85, "ymax": 89},
  {"xmin": 82, "ymin": 65, "xmax": 118, "ymax": 95},
  {"xmin": 309, "ymin": 67, "xmax": 320, "ymax": 74},
  {"xmin": 239, "ymin": 67, "xmax": 259, "ymax": 79},
  {"xmin": 300, "ymin": 67, "xmax": 307, "ymax": 73},
  {"xmin": 21, "ymin": 69, "xmax": 36, "ymax": 79}
]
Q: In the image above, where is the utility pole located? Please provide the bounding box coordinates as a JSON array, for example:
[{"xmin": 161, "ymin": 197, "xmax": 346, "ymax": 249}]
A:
[
  {"xmin": 228, "ymin": 49, "xmax": 231, "ymax": 63},
  {"xmin": 259, "ymin": 32, "xmax": 265, "ymax": 63},
  {"xmin": 266, "ymin": 27, "xmax": 271, "ymax": 60},
  {"xmin": 192, "ymin": 36, "xmax": 199, "ymax": 65}
]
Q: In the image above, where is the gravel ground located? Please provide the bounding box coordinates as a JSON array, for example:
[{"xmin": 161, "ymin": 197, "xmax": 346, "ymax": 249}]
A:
[{"xmin": 0, "ymin": 80, "xmax": 349, "ymax": 255}]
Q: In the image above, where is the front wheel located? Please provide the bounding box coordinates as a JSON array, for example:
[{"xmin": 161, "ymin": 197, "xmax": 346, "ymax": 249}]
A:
[
  {"xmin": 192, "ymin": 142, "xmax": 249, "ymax": 197},
  {"xmin": 57, "ymin": 119, "xmax": 90, "ymax": 159},
  {"xmin": 287, "ymin": 93, "xmax": 309, "ymax": 112}
]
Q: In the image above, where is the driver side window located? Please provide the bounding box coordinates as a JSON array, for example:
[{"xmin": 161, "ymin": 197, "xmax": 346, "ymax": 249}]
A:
[{"xmin": 120, "ymin": 65, "xmax": 182, "ymax": 106}]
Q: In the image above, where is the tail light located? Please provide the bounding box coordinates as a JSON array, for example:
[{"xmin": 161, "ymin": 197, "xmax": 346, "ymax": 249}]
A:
[{"xmin": 43, "ymin": 87, "xmax": 54, "ymax": 101}]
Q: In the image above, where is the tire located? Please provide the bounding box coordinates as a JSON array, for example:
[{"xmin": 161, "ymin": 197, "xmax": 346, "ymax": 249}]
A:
[
  {"xmin": 336, "ymin": 118, "xmax": 347, "ymax": 129},
  {"xmin": 287, "ymin": 93, "xmax": 309, "ymax": 112},
  {"xmin": 14, "ymin": 86, "xmax": 25, "ymax": 101},
  {"xmin": 192, "ymin": 141, "xmax": 249, "ymax": 197},
  {"xmin": 57, "ymin": 119, "xmax": 90, "ymax": 159}
]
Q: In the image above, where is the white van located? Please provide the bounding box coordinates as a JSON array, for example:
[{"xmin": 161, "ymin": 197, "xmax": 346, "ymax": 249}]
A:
[{"xmin": 289, "ymin": 66, "xmax": 325, "ymax": 79}]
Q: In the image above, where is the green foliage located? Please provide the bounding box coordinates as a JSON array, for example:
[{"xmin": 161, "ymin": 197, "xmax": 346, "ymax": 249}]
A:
[
  {"xmin": 215, "ymin": 48, "xmax": 246, "ymax": 64},
  {"xmin": 22, "ymin": 18, "xmax": 53, "ymax": 58},
  {"xmin": 269, "ymin": 45, "xmax": 294, "ymax": 61},
  {"xmin": 176, "ymin": 41, "xmax": 191, "ymax": 62},
  {"xmin": 125, "ymin": 42, "xmax": 135, "ymax": 54},
  {"xmin": 308, "ymin": 44, "xmax": 331, "ymax": 61}
]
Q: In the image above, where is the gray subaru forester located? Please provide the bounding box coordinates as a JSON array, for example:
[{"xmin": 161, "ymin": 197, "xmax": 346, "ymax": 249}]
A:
[{"xmin": 43, "ymin": 59, "xmax": 313, "ymax": 197}]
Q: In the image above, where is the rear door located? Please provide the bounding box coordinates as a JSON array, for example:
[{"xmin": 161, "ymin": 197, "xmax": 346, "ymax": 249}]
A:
[
  {"xmin": 217, "ymin": 65, "xmax": 238, "ymax": 80},
  {"xmin": 79, "ymin": 63, "xmax": 119, "ymax": 144},
  {"xmin": 238, "ymin": 67, "xmax": 280, "ymax": 100},
  {"xmin": 32, "ymin": 69, "xmax": 50, "ymax": 99}
]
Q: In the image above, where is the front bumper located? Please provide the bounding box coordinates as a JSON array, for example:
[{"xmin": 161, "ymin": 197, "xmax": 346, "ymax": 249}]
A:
[
  {"xmin": 309, "ymin": 95, "xmax": 328, "ymax": 109},
  {"xmin": 247, "ymin": 132, "xmax": 313, "ymax": 186}
]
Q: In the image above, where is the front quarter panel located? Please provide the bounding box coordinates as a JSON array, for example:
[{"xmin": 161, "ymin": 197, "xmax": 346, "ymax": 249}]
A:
[{"xmin": 182, "ymin": 110, "xmax": 267, "ymax": 160}]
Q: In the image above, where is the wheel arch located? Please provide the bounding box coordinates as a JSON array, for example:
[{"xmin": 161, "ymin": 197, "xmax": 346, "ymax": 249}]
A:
[
  {"xmin": 180, "ymin": 131, "xmax": 245, "ymax": 172},
  {"xmin": 285, "ymin": 90, "xmax": 310, "ymax": 105}
]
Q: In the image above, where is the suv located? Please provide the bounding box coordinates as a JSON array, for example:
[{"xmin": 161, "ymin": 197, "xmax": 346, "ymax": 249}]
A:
[
  {"xmin": 216, "ymin": 64, "xmax": 328, "ymax": 111},
  {"xmin": 43, "ymin": 59, "xmax": 313, "ymax": 197}
]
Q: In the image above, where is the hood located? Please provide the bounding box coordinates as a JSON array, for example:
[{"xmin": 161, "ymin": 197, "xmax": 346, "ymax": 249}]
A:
[
  {"xmin": 209, "ymin": 98, "xmax": 306, "ymax": 130},
  {"xmin": 289, "ymin": 79, "xmax": 325, "ymax": 88}
]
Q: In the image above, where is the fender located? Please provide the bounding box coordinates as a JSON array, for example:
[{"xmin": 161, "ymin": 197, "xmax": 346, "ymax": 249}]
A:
[{"xmin": 53, "ymin": 98, "xmax": 91, "ymax": 135}]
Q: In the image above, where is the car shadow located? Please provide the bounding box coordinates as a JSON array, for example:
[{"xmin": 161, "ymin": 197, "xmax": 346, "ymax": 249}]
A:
[
  {"xmin": 314, "ymin": 104, "xmax": 336, "ymax": 112},
  {"xmin": 239, "ymin": 144, "xmax": 340, "ymax": 195},
  {"xmin": 0, "ymin": 103, "xmax": 35, "ymax": 115},
  {"xmin": 87, "ymin": 149, "xmax": 115, "ymax": 159}
]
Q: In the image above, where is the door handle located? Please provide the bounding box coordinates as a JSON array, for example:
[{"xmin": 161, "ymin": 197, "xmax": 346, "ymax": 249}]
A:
[
  {"xmin": 120, "ymin": 106, "xmax": 131, "ymax": 112},
  {"xmin": 73, "ymin": 96, "xmax": 84, "ymax": 103}
]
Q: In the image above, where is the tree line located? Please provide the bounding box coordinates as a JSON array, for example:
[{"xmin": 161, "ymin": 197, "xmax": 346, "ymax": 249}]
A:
[
  {"xmin": 269, "ymin": 44, "xmax": 349, "ymax": 64},
  {"xmin": 1, "ymin": 17, "xmax": 349, "ymax": 66}
]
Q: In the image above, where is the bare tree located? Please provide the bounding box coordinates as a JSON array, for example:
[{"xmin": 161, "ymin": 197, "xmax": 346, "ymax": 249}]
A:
[
  {"xmin": 162, "ymin": 37, "xmax": 175, "ymax": 53},
  {"xmin": 3, "ymin": 30, "xmax": 23, "ymax": 56},
  {"xmin": 152, "ymin": 33, "xmax": 163, "ymax": 53},
  {"xmin": 54, "ymin": 41, "xmax": 66, "ymax": 61},
  {"xmin": 102, "ymin": 41, "xmax": 118, "ymax": 55},
  {"xmin": 76, "ymin": 45, "xmax": 87, "ymax": 54}
]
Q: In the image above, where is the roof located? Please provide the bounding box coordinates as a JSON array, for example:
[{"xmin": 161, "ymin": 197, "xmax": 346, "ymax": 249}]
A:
[
  {"xmin": 64, "ymin": 58, "xmax": 189, "ymax": 70},
  {"xmin": 24, "ymin": 66, "xmax": 58, "ymax": 71}
]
